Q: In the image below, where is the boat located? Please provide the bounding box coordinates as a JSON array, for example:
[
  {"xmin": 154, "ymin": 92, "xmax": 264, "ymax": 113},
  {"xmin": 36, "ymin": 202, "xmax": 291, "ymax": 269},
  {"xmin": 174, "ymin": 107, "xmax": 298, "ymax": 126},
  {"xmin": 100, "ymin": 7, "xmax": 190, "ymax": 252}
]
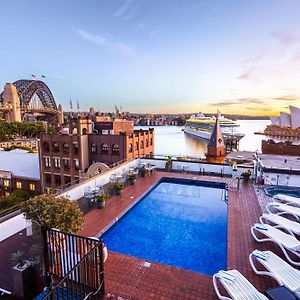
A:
[{"xmin": 183, "ymin": 112, "xmax": 245, "ymax": 151}]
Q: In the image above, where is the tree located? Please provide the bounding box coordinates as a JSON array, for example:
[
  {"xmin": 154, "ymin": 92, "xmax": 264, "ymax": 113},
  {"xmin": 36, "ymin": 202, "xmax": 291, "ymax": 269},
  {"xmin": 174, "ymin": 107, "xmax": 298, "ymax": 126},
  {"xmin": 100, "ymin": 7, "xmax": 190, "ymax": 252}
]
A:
[{"xmin": 21, "ymin": 194, "xmax": 84, "ymax": 234}]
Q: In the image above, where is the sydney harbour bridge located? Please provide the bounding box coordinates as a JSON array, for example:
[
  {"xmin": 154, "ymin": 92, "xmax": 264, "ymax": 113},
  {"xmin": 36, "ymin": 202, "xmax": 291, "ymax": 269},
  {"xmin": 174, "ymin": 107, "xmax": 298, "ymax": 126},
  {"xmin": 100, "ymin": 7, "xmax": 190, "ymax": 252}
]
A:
[{"xmin": 0, "ymin": 79, "xmax": 63, "ymax": 124}]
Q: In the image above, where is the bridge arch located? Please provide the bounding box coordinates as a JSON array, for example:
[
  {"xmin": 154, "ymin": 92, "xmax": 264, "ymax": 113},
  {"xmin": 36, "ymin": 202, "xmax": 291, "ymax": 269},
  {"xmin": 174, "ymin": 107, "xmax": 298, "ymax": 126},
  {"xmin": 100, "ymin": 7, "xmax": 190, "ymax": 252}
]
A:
[{"xmin": 0, "ymin": 79, "xmax": 57, "ymax": 109}]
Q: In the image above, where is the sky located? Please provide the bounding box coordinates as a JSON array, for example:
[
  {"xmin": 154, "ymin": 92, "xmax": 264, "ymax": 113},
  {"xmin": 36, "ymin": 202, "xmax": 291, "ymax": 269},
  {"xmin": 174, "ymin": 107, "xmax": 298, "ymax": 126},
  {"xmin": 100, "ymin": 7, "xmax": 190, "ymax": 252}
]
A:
[{"xmin": 1, "ymin": 0, "xmax": 300, "ymax": 115}]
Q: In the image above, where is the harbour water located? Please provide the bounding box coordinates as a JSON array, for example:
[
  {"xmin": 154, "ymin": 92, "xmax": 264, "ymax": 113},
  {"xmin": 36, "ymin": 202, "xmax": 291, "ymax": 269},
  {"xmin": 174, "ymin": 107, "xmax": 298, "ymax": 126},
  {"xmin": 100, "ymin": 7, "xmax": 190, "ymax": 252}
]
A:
[{"xmin": 136, "ymin": 120, "xmax": 271, "ymax": 158}]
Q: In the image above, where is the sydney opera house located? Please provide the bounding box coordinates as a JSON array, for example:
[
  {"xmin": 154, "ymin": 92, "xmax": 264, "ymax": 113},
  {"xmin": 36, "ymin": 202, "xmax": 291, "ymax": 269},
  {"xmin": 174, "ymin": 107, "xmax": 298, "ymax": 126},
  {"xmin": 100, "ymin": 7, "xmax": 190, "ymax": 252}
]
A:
[{"xmin": 264, "ymin": 105, "xmax": 300, "ymax": 137}]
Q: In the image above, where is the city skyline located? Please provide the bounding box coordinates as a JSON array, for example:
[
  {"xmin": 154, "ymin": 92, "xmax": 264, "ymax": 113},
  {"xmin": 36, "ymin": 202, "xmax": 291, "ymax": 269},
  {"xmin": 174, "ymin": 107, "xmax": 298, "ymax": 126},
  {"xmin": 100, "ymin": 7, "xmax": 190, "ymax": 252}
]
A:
[{"xmin": 1, "ymin": 0, "xmax": 300, "ymax": 115}]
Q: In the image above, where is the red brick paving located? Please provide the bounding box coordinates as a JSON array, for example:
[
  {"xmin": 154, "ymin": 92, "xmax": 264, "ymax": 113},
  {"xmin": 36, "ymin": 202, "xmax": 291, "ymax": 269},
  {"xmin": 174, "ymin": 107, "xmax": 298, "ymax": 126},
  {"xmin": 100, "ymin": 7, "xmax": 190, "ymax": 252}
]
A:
[{"xmin": 80, "ymin": 172, "xmax": 282, "ymax": 299}]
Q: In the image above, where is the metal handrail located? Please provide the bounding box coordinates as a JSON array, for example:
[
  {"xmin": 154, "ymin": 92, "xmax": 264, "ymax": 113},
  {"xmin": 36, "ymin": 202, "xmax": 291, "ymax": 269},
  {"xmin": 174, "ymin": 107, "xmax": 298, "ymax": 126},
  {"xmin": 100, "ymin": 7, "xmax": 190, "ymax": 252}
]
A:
[
  {"xmin": 225, "ymin": 175, "xmax": 240, "ymax": 189},
  {"xmin": 41, "ymin": 239, "xmax": 104, "ymax": 299}
]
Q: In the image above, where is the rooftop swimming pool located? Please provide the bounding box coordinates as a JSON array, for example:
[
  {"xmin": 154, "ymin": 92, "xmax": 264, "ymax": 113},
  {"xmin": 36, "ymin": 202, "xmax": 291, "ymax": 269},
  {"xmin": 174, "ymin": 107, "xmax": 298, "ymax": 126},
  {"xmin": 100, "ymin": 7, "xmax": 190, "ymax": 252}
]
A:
[
  {"xmin": 264, "ymin": 186, "xmax": 300, "ymax": 198},
  {"xmin": 102, "ymin": 178, "xmax": 227, "ymax": 275}
]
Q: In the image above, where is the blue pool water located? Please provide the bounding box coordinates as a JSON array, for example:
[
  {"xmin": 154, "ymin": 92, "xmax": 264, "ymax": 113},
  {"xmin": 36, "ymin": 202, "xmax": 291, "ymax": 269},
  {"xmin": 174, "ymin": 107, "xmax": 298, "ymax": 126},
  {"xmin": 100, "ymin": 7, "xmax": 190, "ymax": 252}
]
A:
[
  {"xmin": 102, "ymin": 178, "xmax": 227, "ymax": 275},
  {"xmin": 265, "ymin": 187, "xmax": 300, "ymax": 198}
]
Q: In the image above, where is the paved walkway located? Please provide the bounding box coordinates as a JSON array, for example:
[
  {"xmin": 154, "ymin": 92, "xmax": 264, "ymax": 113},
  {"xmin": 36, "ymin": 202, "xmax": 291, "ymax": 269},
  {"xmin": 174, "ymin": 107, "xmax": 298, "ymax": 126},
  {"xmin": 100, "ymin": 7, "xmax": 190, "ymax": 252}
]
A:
[{"xmin": 80, "ymin": 172, "xmax": 285, "ymax": 299}]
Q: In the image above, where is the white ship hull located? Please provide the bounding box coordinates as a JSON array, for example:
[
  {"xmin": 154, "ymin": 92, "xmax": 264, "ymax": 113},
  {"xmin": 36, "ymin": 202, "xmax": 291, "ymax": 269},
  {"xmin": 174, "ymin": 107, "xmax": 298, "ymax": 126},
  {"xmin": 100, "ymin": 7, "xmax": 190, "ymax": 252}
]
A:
[
  {"xmin": 183, "ymin": 127, "xmax": 211, "ymax": 140},
  {"xmin": 183, "ymin": 127, "xmax": 244, "ymax": 142}
]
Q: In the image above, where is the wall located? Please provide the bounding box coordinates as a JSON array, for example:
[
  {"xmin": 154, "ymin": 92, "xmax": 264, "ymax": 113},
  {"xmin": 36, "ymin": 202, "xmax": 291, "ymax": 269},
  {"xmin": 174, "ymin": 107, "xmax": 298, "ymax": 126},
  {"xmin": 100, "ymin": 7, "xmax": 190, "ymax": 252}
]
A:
[
  {"xmin": 59, "ymin": 159, "xmax": 140, "ymax": 201},
  {"xmin": 88, "ymin": 134, "xmax": 127, "ymax": 165},
  {"xmin": 141, "ymin": 158, "xmax": 234, "ymax": 176},
  {"xmin": 0, "ymin": 213, "xmax": 28, "ymax": 242},
  {"xmin": 262, "ymin": 140, "xmax": 300, "ymax": 156}
]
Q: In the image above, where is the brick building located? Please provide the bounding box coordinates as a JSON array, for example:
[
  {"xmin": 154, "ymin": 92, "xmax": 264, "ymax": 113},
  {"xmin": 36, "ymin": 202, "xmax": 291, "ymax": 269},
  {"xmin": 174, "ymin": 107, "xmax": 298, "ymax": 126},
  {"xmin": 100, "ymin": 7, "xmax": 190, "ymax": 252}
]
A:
[
  {"xmin": 262, "ymin": 139, "xmax": 300, "ymax": 156},
  {"xmin": 39, "ymin": 117, "xmax": 154, "ymax": 192},
  {"xmin": 0, "ymin": 150, "xmax": 41, "ymax": 195}
]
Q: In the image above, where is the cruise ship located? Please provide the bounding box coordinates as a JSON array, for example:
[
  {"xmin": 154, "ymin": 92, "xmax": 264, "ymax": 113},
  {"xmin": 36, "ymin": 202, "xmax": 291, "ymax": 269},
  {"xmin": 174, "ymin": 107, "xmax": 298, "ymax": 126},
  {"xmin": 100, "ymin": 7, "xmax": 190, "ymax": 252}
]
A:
[{"xmin": 184, "ymin": 112, "xmax": 245, "ymax": 151}]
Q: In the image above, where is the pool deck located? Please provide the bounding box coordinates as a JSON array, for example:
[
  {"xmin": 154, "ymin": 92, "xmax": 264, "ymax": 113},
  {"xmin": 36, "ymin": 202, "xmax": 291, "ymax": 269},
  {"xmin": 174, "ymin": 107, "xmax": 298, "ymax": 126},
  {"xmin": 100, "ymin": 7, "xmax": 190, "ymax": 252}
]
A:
[{"xmin": 80, "ymin": 172, "xmax": 281, "ymax": 299}]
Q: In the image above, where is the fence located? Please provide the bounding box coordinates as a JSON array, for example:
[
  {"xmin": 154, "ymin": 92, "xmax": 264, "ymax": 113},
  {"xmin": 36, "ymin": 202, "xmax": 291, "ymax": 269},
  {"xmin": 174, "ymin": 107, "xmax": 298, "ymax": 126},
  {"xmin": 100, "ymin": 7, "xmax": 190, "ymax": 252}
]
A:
[{"xmin": 41, "ymin": 228, "xmax": 105, "ymax": 299}]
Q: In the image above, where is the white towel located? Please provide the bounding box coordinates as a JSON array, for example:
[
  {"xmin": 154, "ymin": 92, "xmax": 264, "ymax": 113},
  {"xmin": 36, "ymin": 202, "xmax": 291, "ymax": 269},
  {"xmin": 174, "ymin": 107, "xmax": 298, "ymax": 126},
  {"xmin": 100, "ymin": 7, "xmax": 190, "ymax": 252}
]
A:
[
  {"xmin": 255, "ymin": 223, "xmax": 268, "ymax": 231},
  {"xmin": 253, "ymin": 250, "xmax": 269, "ymax": 261},
  {"xmin": 218, "ymin": 270, "xmax": 236, "ymax": 284}
]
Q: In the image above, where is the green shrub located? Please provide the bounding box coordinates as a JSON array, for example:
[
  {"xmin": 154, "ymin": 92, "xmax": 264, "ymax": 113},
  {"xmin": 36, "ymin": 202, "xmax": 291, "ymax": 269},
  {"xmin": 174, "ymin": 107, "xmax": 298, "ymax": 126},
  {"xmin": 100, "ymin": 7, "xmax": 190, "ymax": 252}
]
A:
[{"xmin": 21, "ymin": 194, "xmax": 84, "ymax": 233}]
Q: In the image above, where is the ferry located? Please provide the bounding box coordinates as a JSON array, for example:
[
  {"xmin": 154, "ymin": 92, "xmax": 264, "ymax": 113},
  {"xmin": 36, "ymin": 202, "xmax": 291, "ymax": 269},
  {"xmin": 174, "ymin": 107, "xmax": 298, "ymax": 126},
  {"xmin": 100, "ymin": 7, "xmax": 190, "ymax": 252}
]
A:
[{"xmin": 183, "ymin": 112, "xmax": 245, "ymax": 151}]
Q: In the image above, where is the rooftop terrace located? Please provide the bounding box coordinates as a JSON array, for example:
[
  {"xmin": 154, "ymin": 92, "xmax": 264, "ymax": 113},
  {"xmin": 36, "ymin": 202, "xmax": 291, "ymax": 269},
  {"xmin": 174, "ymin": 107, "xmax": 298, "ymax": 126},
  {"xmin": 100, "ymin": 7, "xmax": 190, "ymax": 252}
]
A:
[
  {"xmin": 0, "ymin": 158, "xmax": 293, "ymax": 299},
  {"xmin": 78, "ymin": 171, "xmax": 278, "ymax": 299}
]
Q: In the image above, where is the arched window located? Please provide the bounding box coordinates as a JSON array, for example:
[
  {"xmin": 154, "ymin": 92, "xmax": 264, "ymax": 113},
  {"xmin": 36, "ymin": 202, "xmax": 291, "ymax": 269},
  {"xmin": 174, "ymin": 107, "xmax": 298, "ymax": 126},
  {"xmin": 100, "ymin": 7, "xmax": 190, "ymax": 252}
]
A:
[
  {"xmin": 112, "ymin": 144, "xmax": 120, "ymax": 155},
  {"xmin": 91, "ymin": 143, "xmax": 97, "ymax": 153},
  {"xmin": 53, "ymin": 142, "xmax": 59, "ymax": 152},
  {"xmin": 63, "ymin": 143, "xmax": 70, "ymax": 154},
  {"xmin": 135, "ymin": 141, "xmax": 139, "ymax": 151},
  {"xmin": 43, "ymin": 142, "xmax": 50, "ymax": 152},
  {"xmin": 140, "ymin": 141, "xmax": 144, "ymax": 149},
  {"xmin": 72, "ymin": 128, "xmax": 78, "ymax": 135},
  {"xmin": 101, "ymin": 143, "xmax": 109, "ymax": 154},
  {"xmin": 145, "ymin": 139, "xmax": 149, "ymax": 147},
  {"xmin": 129, "ymin": 143, "xmax": 133, "ymax": 153}
]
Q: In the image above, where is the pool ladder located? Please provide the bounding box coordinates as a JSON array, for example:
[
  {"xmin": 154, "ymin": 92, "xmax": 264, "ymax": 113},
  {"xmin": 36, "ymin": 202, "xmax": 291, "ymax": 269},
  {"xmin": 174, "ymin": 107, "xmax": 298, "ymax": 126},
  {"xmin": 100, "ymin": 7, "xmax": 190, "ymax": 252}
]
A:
[{"xmin": 225, "ymin": 175, "xmax": 240, "ymax": 190}]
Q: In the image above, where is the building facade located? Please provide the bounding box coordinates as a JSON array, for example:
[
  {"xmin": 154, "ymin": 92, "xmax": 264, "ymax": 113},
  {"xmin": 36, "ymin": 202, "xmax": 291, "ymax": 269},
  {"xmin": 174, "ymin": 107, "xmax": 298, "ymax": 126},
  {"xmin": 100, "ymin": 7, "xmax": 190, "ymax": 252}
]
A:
[
  {"xmin": 262, "ymin": 139, "xmax": 300, "ymax": 156},
  {"xmin": 39, "ymin": 117, "xmax": 154, "ymax": 192},
  {"xmin": 0, "ymin": 138, "xmax": 39, "ymax": 151}
]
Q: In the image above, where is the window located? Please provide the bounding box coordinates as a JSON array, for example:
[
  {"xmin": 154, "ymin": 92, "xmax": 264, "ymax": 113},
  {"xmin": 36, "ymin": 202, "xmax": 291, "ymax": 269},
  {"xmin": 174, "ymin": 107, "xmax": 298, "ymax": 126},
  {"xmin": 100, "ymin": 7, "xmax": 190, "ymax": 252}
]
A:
[
  {"xmin": 45, "ymin": 157, "xmax": 51, "ymax": 167},
  {"xmin": 63, "ymin": 143, "xmax": 70, "ymax": 154},
  {"xmin": 16, "ymin": 182, "xmax": 22, "ymax": 189},
  {"xmin": 145, "ymin": 139, "xmax": 149, "ymax": 147},
  {"xmin": 82, "ymin": 128, "xmax": 87, "ymax": 135},
  {"xmin": 53, "ymin": 158, "xmax": 61, "ymax": 168},
  {"xmin": 3, "ymin": 180, "xmax": 10, "ymax": 187},
  {"xmin": 150, "ymin": 138, "xmax": 153, "ymax": 146},
  {"xmin": 53, "ymin": 142, "xmax": 59, "ymax": 152},
  {"xmin": 112, "ymin": 144, "xmax": 120, "ymax": 155},
  {"xmin": 54, "ymin": 175, "xmax": 61, "ymax": 185},
  {"xmin": 64, "ymin": 176, "xmax": 71, "ymax": 185},
  {"xmin": 73, "ymin": 142, "xmax": 79, "ymax": 155},
  {"xmin": 29, "ymin": 183, "xmax": 36, "ymax": 191},
  {"xmin": 74, "ymin": 159, "xmax": 80, "ymax": 170},
  {"xmin": 63, "ymin": 159, "xmax": 70, "ymax": 169},
  {"xmin": 135, "ymin": 141, "xmax": 139, "ymax": 151},
  {"xmin": 140, "ymin": 141, "xmax": 144, "ymax": 149},
  {"xmin": 43, "ymin": 142, "xmax": 50, "ymax": 152},
  {"xmin": 129, "ymin": 143, "xmax": 133, "ymax": 153},
  {"xmin": 101, "ymin": 143, "xmax": 109, "ymax": 154},
  {"xmin": 91, "ymin": 143, "xmax": 97, "ymax": 153},
  {"xmin": 45, "ymin": 173, "xmax": 52, "ymax": 184}
]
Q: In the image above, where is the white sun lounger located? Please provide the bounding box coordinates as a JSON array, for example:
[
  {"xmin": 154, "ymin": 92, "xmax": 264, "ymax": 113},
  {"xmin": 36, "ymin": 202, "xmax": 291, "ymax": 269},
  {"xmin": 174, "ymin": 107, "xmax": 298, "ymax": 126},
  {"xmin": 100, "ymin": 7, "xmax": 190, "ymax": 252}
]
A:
[
  {"xmin": 266, "ymin": 202, "xmax": 300, "ymax": 220},
  {"xmin": 213, "ymin": 269, "xmax": 268, "ymax": 300},
  {"xmin": 260, "ymin": 213, "xmax": 300, "ymax": 235},
  {"xmin": 249, "ymin": 250, "xmax": 300, "ymax": 297},
  {"xmin": 251, "ymin": 223, "xmax": 300, "ymax": 266},
  {"xmin": 274, "ymin": 194, "xmax": 300, "ymax": 207}
]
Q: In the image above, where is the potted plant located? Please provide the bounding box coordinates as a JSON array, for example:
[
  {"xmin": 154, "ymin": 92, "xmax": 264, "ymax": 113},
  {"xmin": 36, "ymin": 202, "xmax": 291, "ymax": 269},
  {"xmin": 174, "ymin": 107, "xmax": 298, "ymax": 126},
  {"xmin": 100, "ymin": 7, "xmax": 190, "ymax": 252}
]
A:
[
  {"xmin": 113, "ymin": 182, "xmax": 124, "ymax": 195},
  {"xmin": 95, "ymin": 194, "xmax": 109, "ymax": 208},
  {"xmin": 165, "ymin": 155, "xmax": 173, "ymax": 172},
  {"xmin": 139, "ymin": 166, "xmax": 147, "ymax": 177},
  {"xmin": 11, "ymin": 250, "xmax": 26, "ymax": 269},
  {"xmin": 127, "ymin": 173, "xmax": 137, "ymax": 185},
  {"xmin": 11, "ymin": 250, "xmax": 35, "ymax": 299},
  {"xmin": 241, "ymin": 170, "xmax": 252, "ymax": 181}
]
